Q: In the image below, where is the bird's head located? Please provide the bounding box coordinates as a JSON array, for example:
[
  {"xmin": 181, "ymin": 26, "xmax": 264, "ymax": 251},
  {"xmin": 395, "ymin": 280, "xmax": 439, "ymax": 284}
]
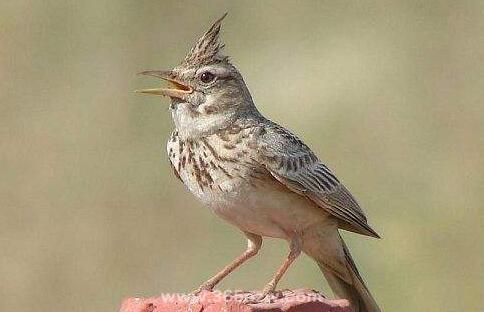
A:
[{"xmin": 137, "ymin": 13, "xmax": 257, "ymax": 139}]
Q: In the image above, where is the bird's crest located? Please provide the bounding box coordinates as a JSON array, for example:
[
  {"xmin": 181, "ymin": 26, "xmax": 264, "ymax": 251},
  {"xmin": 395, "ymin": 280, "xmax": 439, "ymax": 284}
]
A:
[{"xmin": 183, "ymin": 13, "xmax": 229, "ymax": 66}]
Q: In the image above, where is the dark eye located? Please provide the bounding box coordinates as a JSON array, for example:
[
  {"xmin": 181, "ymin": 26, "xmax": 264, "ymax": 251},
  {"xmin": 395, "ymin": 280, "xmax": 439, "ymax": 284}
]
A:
[{"xmin": 200, "ymin": 71, "xmax": 216, "ymax": 83}]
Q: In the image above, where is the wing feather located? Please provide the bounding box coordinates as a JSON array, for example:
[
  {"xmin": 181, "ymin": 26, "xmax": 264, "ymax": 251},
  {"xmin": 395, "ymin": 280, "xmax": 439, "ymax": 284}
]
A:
[{"xmin": 256, "ymin": 123, "xmax": 380, "ymax": 238}]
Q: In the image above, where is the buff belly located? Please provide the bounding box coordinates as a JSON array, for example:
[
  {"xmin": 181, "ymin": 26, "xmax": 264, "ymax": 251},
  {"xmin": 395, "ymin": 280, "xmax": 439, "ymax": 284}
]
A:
[{"xmin": 185, "ymin": 171, "xmax": 329, "ymax": 239}]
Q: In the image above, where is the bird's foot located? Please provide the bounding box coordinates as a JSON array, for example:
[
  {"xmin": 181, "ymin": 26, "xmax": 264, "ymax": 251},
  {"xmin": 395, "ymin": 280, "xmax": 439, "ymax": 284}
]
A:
[
  {"xmin": 190, "ymin": 282, "xmax": 215, "ymax": 296},
  {"xmin": 241, "ymin": 282, "xmax": 282, "ymax": 304}
]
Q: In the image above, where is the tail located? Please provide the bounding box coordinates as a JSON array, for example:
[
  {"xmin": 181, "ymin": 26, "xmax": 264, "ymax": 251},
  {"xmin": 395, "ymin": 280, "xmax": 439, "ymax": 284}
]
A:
[{"xmin": 316, "ymin": 239, "xmax": 381, "ymax": 312}]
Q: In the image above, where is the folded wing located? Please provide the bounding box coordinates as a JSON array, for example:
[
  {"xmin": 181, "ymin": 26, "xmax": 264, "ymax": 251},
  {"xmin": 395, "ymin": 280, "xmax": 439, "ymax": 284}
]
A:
[{"xmin": 256, "ymin": 123, "xmax": 380, "ymax": 238}]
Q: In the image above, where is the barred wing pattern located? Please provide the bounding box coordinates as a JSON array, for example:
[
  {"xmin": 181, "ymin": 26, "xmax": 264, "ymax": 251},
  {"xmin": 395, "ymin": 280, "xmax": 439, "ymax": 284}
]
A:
[{"xmin": 258, "ymin": 123, "xmax": 380, "ymax": 238}]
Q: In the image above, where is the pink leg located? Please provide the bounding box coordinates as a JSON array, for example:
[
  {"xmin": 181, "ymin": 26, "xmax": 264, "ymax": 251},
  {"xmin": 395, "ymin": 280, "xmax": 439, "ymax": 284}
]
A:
[
  {"xmin": 261, "ymin": 236, "xmax": 302, "ymax": 296},
  {"xmin": 193, "ymin": 232, "xmax": 262, "ymax": 294}
]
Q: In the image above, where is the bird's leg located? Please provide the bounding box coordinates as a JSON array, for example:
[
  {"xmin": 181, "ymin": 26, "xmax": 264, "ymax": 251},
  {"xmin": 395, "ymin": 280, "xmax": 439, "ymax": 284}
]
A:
[
  {"xmin": 192, "ymin": 232, "xmax": 262, "ymax": 295},
  {"xmin": 260, "ymin": 236, "xmax": 302, "ymax": 299}
]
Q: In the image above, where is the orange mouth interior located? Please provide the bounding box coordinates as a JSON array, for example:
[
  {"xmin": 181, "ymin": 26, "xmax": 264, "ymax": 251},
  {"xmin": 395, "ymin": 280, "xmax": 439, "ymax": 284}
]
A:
[{"xmin": 168, "ymin": 80, "xmax": 191, "ymax": 92}]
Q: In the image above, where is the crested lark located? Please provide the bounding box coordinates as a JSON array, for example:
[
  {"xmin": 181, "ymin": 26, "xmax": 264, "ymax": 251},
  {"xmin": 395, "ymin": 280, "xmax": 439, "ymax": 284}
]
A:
[{"xmin": 137, "ymin": 14, "xmax": 381, "ymax": 312}]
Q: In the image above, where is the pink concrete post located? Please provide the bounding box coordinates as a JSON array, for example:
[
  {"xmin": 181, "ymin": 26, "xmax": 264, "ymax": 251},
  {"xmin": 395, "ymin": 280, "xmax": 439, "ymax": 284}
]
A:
[{"xmin": 119, "ymin": 289, "xmax": 352, "ymax": 312}]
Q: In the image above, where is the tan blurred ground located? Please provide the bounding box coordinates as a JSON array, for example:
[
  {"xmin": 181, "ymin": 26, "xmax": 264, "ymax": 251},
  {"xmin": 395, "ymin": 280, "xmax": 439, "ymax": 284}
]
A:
[{"xmin": 0, "ymin": 1, "xmax": 482, "ymax": 312}]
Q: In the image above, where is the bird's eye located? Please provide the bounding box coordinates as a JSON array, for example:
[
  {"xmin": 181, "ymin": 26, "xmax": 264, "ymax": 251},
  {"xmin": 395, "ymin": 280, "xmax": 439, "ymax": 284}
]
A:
[{"xmin": 200, "ymin": 71, "xmax": 216, "ymax": 84}]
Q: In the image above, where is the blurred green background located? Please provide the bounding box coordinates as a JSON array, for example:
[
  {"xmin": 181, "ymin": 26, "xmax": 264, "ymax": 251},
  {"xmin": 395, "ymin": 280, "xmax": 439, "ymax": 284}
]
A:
[{"xmin": 1, "ymin": 1, "xmax": 482, "ymax": 312}]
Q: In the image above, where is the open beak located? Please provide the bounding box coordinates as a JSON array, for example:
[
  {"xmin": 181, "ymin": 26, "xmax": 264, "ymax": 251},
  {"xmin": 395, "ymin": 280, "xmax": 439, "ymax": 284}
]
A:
[{"xmin": 135, "ymin": 70, "xmax": 193, "ymax": 99}]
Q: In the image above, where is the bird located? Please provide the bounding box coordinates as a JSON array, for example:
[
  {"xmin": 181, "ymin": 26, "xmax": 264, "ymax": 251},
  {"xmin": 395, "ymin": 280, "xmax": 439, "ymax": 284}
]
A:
[{"xmin": 136, "ymin": 13, "xmax": 381, "ymax": 312}]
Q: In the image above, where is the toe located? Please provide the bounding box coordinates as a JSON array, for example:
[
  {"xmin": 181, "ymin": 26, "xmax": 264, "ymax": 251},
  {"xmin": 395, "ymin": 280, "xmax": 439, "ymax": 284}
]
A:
[
  {"xmin": 262, "ymin": 281, "xmax": 276, "ymax": 296},
  {"xmin": 242, "ymin": 284, "xmax": 279, "ymax": 304},
  {"xmin": 191, "ymin": 283, "xmax": 214, "ymax": 295}
]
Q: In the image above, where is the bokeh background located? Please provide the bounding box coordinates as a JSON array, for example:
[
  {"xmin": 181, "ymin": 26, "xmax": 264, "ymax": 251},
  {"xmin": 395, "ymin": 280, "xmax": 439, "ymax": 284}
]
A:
[{"xmin": 1, "ymin": 1, "xmax": 482, "ymax": 311}]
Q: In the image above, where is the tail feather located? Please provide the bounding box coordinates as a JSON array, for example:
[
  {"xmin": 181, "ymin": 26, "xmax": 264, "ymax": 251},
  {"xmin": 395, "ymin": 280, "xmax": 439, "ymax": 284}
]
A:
[{"xmin": 317, "ymin": 239, "xmax": 381, "ymax": 312}]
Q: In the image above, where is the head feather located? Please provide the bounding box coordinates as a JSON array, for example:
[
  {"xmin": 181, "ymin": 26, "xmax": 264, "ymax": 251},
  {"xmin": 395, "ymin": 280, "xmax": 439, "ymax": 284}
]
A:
[{"xmin": 183, "ymin": 13, "xmax": 229, "ymax": 66}]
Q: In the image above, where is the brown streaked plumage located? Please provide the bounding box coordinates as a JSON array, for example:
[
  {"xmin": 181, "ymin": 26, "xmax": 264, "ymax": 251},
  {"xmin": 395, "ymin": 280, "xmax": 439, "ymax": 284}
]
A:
[{"xmin": 137, "ymin": 14, "xmax": 381, "ymax": 312}]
